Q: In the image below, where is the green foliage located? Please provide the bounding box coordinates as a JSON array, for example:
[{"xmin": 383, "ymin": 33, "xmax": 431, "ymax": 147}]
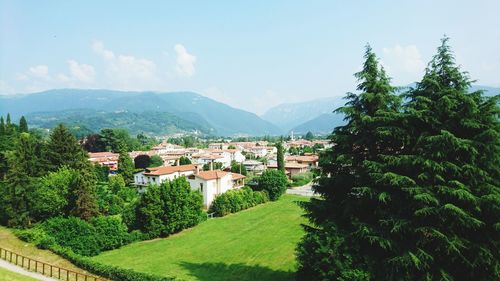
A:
[
  {"xmin": 118, "ymin": 147, "xmax": 135, "ymax": 184},
  {"xmin": 256, "ymin": 170, "xmax": 288, "ymax": 201},
  {"xmin": 69, "ymin": 168, "xmax": 99, "ymax": 221},
  {"xmin": 46, "ymin": 123, "xmax": 89, "ymax": 171},
  {"xmin": 208, "ymin": 187, "xmax": 269, "ymax": 217},
  {"xmin": 230, "ymin": 160, "xmax": 248, "ymax": 176},
  {"xmin": 134, "ymin": 177, "xmax": 205, "ymax": 238},
  {"xmin": 91, "ymin": 216, "xmax": 130, "ymax": 251},
  {"xmin": 276, "ymin": 142, "xmax": 285, "ymax": 172},
  {"xmin": 290, "ymin": 172, "xmax": 313, "ymax": 187},
  {"xmin": 304, "ymin": 131, "xmax": 314, "ymax": 140},
  {"xmin": 149, "ymin": 155, "xmax": 164, "ymax": 167},
  {"xmin": 203, "ymin": 162, "xmax": 223, "ymax": 171},
  {"xmin": 41, "ymin": 216, "xmax": 101, "ymax": 256},
  {"xmin": 93, "ymin": 163, "xmax": 109, "ymax": 182},
  {"xmin": 19, "ymin": 116, "xmax": 28, "ymax": 133},
  {"xmin": 298, "ymin": 39, "xmax": 500, "ymax": 280},
  {"xmin": 32, "ymin": 167, "xmax": 77, "ymax": 221},
  {"xmin": 179, "ymin": 156, "xmax": 191, "ymax": 165},
  {"xmin": 134, "ymin": 154, "xmax": 151, "ymax": 169}
]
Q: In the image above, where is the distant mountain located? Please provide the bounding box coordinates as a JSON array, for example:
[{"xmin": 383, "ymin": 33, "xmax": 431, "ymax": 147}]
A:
[
  {"xmin": 26, "ymin": 109, "xmax": 213, "ymax": 136},
  {"xmin": 261, "ymin": 97, "xmax": 344, "ymax": 131},
  {"xmin": 291, "ymin": 113, "xmax": 344, "ymax": 134},
  {"xmin": 263, "ymin": 85, "xmax": 500, "ymax": 133},
  {"xmin": 0, "ymin": 89, "xmax": 282, "ymax": 136}
]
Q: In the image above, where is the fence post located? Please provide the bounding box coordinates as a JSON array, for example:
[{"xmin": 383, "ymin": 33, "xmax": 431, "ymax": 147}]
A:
[
  {"xmin": 50, "ymin": 265, "xmax": 53, "ymax": 277},
  {"xmin": 42, "ymin": 262, "xmax": 45, "ymax": 275}
]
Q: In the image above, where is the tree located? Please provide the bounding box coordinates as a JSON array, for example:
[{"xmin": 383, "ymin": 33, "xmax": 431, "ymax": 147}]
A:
[
  {"xmin": 297, "ymin": 39, "xmax": 500, "ymax": 281},
  {"xmin": 117, "ymin": 144, "xmax": 135, "ymax": 184},
  {"xmin": 305, "ymin": 131, "xmax": 314, "ymax": 140},
  {"xmin": 203, "ymin": 162, "xmax": 222, "ymax": 171},
  {"xmin": 5, "ymin": 113, "xmax": 11, "ymax": 129},
  {"xmin": 134, "ymin": 184, "xmax": 164, "ymax": 237},
  {"xmin": 69, "ymin": 167, "xmax": 99, "ymax": 221},
  {"xmin": 81, "ymin": 134, "xmax": 106, "ymax": 152},
  {"xmin": 231, "ymin": 160, "xmax": 247, "ymax": 176},
  {"xmin": 0, "ymin": 116, "xmax": 5, "ymax": 135},
  {"xmin": 179, "ymin": 156, "xmax": 191, "ymax": 165},
  {"xmin": 4, "ymin": 133, "xmax": 43, "ymax": 226},
  {"xmin": 134, "ymin": 154, "xmax": 151, "ymax": 169},
  {"xmin": 256, "ymin": 170, "xmax": 288, "ymax": 201},
  {"xmin": 149, "ymin": 155, "xmax": 164, "ymax": 167},
  {"xmin": 19, "ymin": 116, "xmax": 28, "ymax": 133},
  {"xmin": 46, "ymin": 124, "xmax": 89, "ymax": 171},
  {"xmin": 276, "ymin": 141, "xmax": 285, "ymax": 172},
  {"xmin": 297, "ymin": 44, "xmax": 402, "ymax": 280}
]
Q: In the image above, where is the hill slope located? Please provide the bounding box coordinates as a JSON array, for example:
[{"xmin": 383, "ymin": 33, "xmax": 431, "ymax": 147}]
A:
[
  {"xmin": 291, "ymin": 113, "xmax": 345, "ymax": 134},
  {"xmin": 0, "ymin": 89, "xmax": 281, "ymax": 136}
]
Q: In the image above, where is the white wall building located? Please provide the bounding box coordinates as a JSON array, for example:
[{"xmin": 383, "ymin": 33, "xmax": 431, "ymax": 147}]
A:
[
  {"xmin": 187, "ymin": 171, "xmax": 245, "ymax": 207},
  {"xmin": 133, "ymin": 164, "xmax": 197, "ymax": 187}
]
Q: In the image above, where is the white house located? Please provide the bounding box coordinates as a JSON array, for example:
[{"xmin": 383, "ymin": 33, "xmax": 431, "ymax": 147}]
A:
[
  {"xmin": 242, "ymin": 160, "xmax": 266, "ymax": 174},
  {"xmin": 187, "ymin": 170, "xmax": 245, "ymax": 207},
  {"xmin": 133, "ymin": 164, "xmax": 197, "ymax": 187}
]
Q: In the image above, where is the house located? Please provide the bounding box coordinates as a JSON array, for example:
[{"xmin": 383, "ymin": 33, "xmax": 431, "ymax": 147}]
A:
[
  {"xmin": 242, "ymin": 160, "xmax": 266, "ymax": 174},
  {"xmin": 267, "ymin": 163, "xmax": 308, "ymax": 177},
  {"xmin": 187, "ymin": 170, "xmax": 245, "ymax": 207},
  {"xmin": 208, "ymin": 142, "xmax": 229, "ymax": 150},
  {"xmin": 192, "ymin": 153, "xmax": 230, "ymax": 168},
  {"xmin": 88, "ymin": 152, "xmax": 119, "ymax": 171},
  {"xmin": 133, "ymin": 164, "xmax": 197, "ymax": 187},
  {"xmin": 286, "ymin": 155, "xmax": 319, "ymax": 169}
]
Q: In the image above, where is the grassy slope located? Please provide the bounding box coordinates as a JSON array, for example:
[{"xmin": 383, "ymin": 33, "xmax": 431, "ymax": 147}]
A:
[
  {"xmin": 0, "ymin": 226, "xmax": 92, "ymax": 276},
  {"xmin": 0, "ymin": 267, "xmax": 38, "ymax": 281},
  {"xmin": 93, "ymin": 195, "xmax": 309, "ymax": 281}
]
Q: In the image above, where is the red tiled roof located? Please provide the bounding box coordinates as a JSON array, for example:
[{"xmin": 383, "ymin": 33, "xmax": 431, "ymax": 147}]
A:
[
  {"xmin": 196, "ymin": 170, "xmax": 229, "ymax": 180},
  {"xmin": 144, "ymin": 164, "xmax": 196, "ymax": 176},
  {"xmin": 231, "ymin": 173, "xmax": 246, "ymax": 180}
]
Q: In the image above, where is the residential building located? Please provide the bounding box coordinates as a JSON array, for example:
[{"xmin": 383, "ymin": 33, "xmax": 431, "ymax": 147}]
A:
[
  {"xmin": 242, "ymin": 160, "xmax": 266, "ymax": 174},
  {"xmin": 133, "ymin": 164, "xmax": 197, "ymax": 187},
  {"xmin": 187, "ymin": 170, "xmax": 245, "ymax": 207},
  {"xmin": 88, "ymin": 152, "xmax": 119, "ymax": 171},
  {"xmin": 286, "ymin": 155, "xmax": 319, "ymax": 169},
  {"xmin": 268, "ymin": 162, "xmax": 308, "ymax": 177}
]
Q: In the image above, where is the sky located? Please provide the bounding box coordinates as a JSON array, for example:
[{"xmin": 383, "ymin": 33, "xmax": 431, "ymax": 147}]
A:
[{"xmin": 1, "ymin": 0, "xmax": 499, "ymax": 115}]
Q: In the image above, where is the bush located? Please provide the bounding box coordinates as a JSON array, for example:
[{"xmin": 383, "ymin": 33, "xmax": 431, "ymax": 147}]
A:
[
  {"xmin": 209, "ymin": 188, "xmax": 269, "ymax": 217},
  {"xmin": 290, "ymin": 172, "xmax": 313, "ymax": 187},
  {"xmin": 41, "ymin": 216, "xmax": 101, "ymax": 256},
  {"xmin": 91, "ymin": 216, "xmax": 129, "ymax": 251},
  {"xmin": 256, "ymin": 170, "xmax": 289, "ymax": 201}
]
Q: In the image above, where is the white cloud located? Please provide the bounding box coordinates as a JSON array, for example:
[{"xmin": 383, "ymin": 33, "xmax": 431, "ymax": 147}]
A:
[
  {"xmin": 381, "ymin": 45, "xmax": 425, "ymax": 85},
  {"xmin": 28, "ymin": 65, "xmax": 49, "ymax": 78},
  {"xmin": 92, "ymin": 41, "xmax": 159, "ymax": 90},
  {"xmin": 174, "ymin": 44, "xmax": 196, "ymax": 77},
  {"xmin": 0, "ymin": 80, "xmax": 15, "ymax": 95},
  {"xmin": 67, "ymin": 60, "xmax": 95, "ymax": 83}
]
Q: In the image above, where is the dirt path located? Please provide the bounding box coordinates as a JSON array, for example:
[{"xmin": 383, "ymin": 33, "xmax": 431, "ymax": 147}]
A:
[
  {"xmin": 286, "ymin": 181, "xmax": 315, "ymax": 196},
  {"xmin": 0, "ymin": 259, "xmax": 56, "ymax": 280}
]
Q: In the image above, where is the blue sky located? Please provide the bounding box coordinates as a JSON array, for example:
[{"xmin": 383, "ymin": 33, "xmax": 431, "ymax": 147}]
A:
[{"xmin": 1, "ymin": 0, "xmax": 499, "ymax": 114}]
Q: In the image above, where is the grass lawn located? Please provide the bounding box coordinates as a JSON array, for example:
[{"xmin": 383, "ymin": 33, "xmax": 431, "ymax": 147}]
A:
[
  {"xmin": 0, "ymin": 267, "xmax": 38, "ymax": 281},
  {"xmin": 0, "ymin": 226, "xmax": 95, "ymax": 277},
  {"xmin": 93, "ymin": 195, "xmax": 309, "ymax": 281}
]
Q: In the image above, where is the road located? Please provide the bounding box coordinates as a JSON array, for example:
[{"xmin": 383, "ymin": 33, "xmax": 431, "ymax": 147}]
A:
[
  {"xmin": 286, "ymin": 182, "xmax": 316, "ymax": 197},
  {"xmin": 0, "ymin": 259, "xmax": 56, "ymax": 281}
]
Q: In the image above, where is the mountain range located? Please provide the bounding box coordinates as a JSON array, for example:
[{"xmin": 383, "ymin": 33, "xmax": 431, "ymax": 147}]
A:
[
  {"xmin": 0, "ymin": 85, "xmax": 498, "ymax": 137},
  {"xmin": 0, "ymin": 89, "xmax": 280, "ymax": 136},
  {"xmin": 262, "ymin": 85, "xmax": 500, "ymax": 134}
]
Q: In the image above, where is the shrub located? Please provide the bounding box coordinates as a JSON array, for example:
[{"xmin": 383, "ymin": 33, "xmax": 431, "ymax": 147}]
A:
[
  {"xmin": 91, "ymin": 216, "xmax": 129, "ymax": 251},
  {"xmin": 256, "ymin": 170, "xmax": 289, "ymax": 201},
  {"xmin": 290, "ymin": 172, "xmax": 313, "ymax": 187},
  {"xmin": 41, "ymin": 216, "xmax": 101, "ymax": 256},
  {"xmin": 209, "ymin": 188, "xmax": 269, "ymax": 217}
]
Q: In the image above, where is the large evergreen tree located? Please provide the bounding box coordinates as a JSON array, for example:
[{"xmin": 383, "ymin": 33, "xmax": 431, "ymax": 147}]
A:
[
  {"xmin": 297, "ymin": 45, "xmax": 403, "ymax": 280},
  {"xmin": 5, "ymin": 133, "xmax": 43, "ymax": 226},
  {"xmin": 19, "ymin": 116, "xmax": 28, "ymax": 133},
  {"xmin": 276, "ymin": 141, "xmax": 285, "ymax": 172},
  {"xmin": 297, "ymin": 39, "xmax": 499, "ymax": 280},
  {"xmin": 118, "ymin": 142, "xmax": 135, "ymax": 184},
  {"xmin": 69, "ymin": 167, "xmax": 99, "ymax": 221},
  {"xmin": 0, "ymin": 116, "xmax": 5, "ymax": 135},
  {"xmin": 46, "ymin": 124, "xmax": 88, "ymax": 171}
]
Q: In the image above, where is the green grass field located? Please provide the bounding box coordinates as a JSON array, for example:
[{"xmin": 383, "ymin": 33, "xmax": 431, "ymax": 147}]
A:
[
  {"xmin": 0, "ymin": 267, "xmax": 38, "ymax": 281},
  {"xmin": 93, "ymin": 195, "xmax": 309, "ymax": 281}
]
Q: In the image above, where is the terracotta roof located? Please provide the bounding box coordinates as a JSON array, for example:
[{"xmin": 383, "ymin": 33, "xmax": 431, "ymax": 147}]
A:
[
  {"xmin": 286, "ymin": 155, "xmax": 319, "ymax": 162},
  {"xmin": 88, "ymin": 152, "xmax": 119, "ymax": 158},
  {"xmin": 196, "ymin": 170, "xmax": 229, "ymax": 180},
  {"xmin": 268, "ymin": 163, "xmax": 308, "ymax": 169},
  {"xmin": 231, "ymin": 173, "xmax": 246, "ymax": 180},
  {"xmin": 144, "ymin": 164, "xmax": 196, "ymax": 176}
]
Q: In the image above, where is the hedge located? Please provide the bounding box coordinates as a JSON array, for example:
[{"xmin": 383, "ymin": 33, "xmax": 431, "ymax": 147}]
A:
[
  {"xmin": 208, "ymin": 187, "xmax": 269, "ymax": 217},
  {"xmin": 15, "ymin": 229, "xmax": 178, "ymax": 281}
]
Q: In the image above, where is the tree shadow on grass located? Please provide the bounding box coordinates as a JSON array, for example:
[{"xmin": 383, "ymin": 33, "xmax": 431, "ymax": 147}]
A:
[{"xmin": 179, "ymin": 261, "xmax": 295, "ymax": 281}]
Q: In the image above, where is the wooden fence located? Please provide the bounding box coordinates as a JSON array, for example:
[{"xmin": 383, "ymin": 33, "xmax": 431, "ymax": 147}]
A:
[{"xmin": 0, "ymin": 247, "xmax": 106, "ymax": 281}]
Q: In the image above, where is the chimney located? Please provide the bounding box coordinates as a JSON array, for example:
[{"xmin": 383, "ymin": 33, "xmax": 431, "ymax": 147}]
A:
[
  {"xmin": 210, "ymin": 160, "xmax": 214, "ymax": 171},
  {"xmin": 195, "ymin": 164, "xmax": 200, "ymax": 174},
  {"xmin": 176, "ymin": 158, "xmax": 180, "ymax": 166}
]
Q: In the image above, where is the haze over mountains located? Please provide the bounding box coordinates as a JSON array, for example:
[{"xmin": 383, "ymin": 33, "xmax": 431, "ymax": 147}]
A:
[{"xmin": 0, "ymin": 85, "xmax": 498, "ymax": 137}]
